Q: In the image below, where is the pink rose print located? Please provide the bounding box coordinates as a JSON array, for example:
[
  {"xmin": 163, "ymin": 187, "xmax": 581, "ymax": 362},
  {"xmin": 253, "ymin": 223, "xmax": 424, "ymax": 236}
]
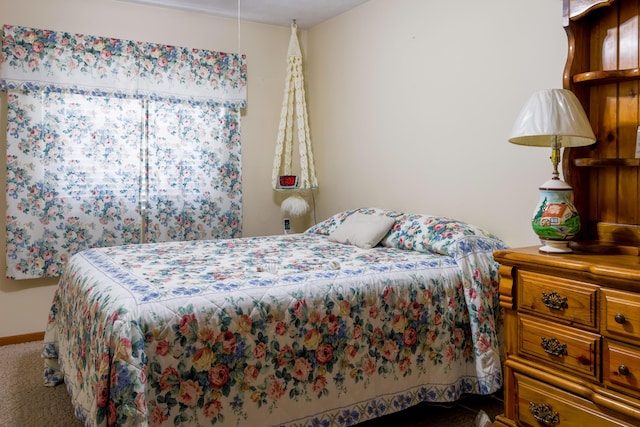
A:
[
  {"xmin": 178, "ymin": 313, "xmax": 197, "ymax": 338},
  {"xmin": 399, "ymin": 357, "xmax": 411, "ymax": 373},
  {"xmin": 433, "ymin": 312, "xmax": 443, "ymax": 327},
  {"xmin": 476, "ymin": 334, "xmax": 492, "ymax": 352},
  {"xmin": 156, "ymin": 340, "xmax": 170, "ymax": 356},
  {"xmin": 204, "ymin": 399, "xmax": 222, "ymax": 419},
  {"xmin": 407, "ymin": 301, "xmax": 422, "ymax": 320},
  {"xmin": 293, "ymin": 299, "xmax": 307, "ymax": 319},
  {"xmin": 443, "ymin": 343, "xmax": 456, "ymax": 363},
  {"xmin": 403, "ymin": 327, "xmax": 418, "ymax": 347},
  {"xmin": 267, "ymin": 376, "xmax": 285, "ymax": 400},
  {"xmin": 254, "ymin": 342, "xmax": 266, "ymax": 359},
  {"xmin": 363, "ymin": 356, "xmax": 376, "ymax": 376},
  {"xmin": 315, "ymin": 343, "xmax": 334, "ymax": 365},
  {"xmin": 369, "ymin": 306, "xmax": 379, "ymax": 319},
  {"xmin": 14, "ymin": 46, "xmax": 28, "ymax": 60},
  {"xmin": 32, "ymin": 41, "xmax": 44, "ymax": 53},
  {"xmin": 178, "ymin": 379, "xmax": 202, "ymax": 407},
  {"xmin": 344, "ymin": 344, "xmax": 358, "ymax": 363},
  {"xmin": 292, "ymin": 357, "xmax": 312, "ymax": 382},
  {"xmin": 322, "ymin": 314, "xmax": 339, "ymax": 335},
  {"xmin": 275, "ymin": 321, "xmax": 287, "ymax": 336},
  {"xmin": 383, "ymin": 287, "xmax": 395, "ymax": 305},
  {"xmin": 381, "ymin": 340, "xmax": 399, "ymax": 361},
  {"xmin": 208, "ymin": 363, "xmax": 230, "ymax": 389},
  {"xmin": 353, "ymin": 324, "xmax": 363, "ymax": 340},
  {"xmin": 312, "ymin": 375, "xmax": 327, "ymax": 393},
  {"xmin": 215, "ymin": 331, "xmax": 237, "ymax": 354},
  {"xmin": 149, "ymin": 406, "xmax": 168, "ymax": 426}
]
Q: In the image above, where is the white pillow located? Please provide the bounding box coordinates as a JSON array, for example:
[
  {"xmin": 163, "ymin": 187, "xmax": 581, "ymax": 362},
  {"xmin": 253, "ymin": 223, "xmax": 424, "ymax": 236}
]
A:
[{"xmin": 328, "ymin": 213, "xmax": 395, "ymax": 249}]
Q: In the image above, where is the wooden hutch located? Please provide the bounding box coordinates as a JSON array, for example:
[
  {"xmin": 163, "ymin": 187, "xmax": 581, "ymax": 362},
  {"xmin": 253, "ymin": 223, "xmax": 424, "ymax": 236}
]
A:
[{"xmin": 494, "ymin": 1, "xmax": 640, "ymax": 426}]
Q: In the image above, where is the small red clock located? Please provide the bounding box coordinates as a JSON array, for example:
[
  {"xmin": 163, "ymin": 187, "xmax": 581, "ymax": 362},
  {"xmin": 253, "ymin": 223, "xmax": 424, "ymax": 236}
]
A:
[{"xmin": 279, "ymin": 175, "xmax": 298, "ymax": 189}]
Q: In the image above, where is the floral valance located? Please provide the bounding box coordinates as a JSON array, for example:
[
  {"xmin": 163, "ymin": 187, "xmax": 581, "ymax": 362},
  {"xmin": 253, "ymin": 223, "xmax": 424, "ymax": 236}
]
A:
[{"xmin": 0, "ymin": 25, "xmax": 247, "ymax": 107}]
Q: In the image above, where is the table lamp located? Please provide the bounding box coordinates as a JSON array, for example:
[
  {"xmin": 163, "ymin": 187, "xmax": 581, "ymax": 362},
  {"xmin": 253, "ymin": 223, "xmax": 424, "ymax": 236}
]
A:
[{"xmin": 509, "ymin": 88, "xmax": 596, "ymax": 253}]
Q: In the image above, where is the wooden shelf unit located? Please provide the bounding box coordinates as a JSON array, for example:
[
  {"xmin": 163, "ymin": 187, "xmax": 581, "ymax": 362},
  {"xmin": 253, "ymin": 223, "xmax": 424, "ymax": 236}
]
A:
[{"xmin": 562, "ymin": 0, "xmax": 640, "ymax": 250}]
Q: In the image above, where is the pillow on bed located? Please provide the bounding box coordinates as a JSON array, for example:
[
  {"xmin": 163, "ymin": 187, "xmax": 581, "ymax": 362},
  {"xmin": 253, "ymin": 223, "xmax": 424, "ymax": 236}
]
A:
[
  {"xmin": 328, "ymin": 212, "xmax": 395, "ymax": 249},
  {"xmin": 380, "ymin": 213, "xmax": 504, "ymax": 257},
  {"xmin": 306, "ymin": 207, "xmax": 390, "ymax": 236}
]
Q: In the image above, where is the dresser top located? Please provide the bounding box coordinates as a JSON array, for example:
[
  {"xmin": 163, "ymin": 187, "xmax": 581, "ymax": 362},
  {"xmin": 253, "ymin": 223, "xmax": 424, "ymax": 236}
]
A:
[{"xmin": 494, "ymin": 247, "xmax": 640, "ymax": 290}]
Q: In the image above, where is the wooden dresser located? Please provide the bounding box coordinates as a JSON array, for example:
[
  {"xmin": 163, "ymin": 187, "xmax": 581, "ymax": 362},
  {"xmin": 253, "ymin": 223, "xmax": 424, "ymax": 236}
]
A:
[
  {"xmin": 493, "ymin": 247, "xmax": 640, "ymax": 426},
  {"xmin": 495, "ymin": 1, "xmax": 640, "ymax": 424}
]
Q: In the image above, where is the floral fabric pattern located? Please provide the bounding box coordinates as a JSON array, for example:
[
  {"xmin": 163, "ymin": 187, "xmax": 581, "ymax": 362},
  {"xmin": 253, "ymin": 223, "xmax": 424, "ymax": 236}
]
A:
[
  {"xmin": 0, "ymin": 25, "xmax": 247, "ymax": 107},
  {"xmin": 1, "ymin": 25, "xmax": 246, "ymax": 279},
  {"xmin": 44, "ymin": 226, "xmax": 506, "ymax": 427}
]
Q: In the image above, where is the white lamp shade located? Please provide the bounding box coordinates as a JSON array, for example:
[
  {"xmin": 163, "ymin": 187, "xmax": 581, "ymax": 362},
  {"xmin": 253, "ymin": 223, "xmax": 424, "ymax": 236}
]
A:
[{"xmin": 509, "ymin": 89, "xmax": 596, "ymax": 147}]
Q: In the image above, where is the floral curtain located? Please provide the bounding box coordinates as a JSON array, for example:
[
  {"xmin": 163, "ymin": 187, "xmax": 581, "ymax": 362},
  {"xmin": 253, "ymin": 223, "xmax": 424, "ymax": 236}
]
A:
[{"xmin": 1, "ymin": 25, "xmax": 247, "ymax": 279}]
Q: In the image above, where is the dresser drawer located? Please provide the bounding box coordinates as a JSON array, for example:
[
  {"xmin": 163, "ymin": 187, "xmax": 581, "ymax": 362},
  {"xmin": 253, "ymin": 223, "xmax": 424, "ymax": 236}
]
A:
[
  {"xmin": 514, "ymin": 372, "xmax": 635, "ymax": 427},
  {"xmin": 604, "ymin": 339, "xmax": 640, "ymax": 396},
  {"xmin": 517, "ymin": 270, "xmax": 598, "ymax": 329},
  {"xmin": 601, "ymin": 288, "xmax": 640, "ymax": 345},
  {"xmin": 518, "ymin": 315, "xmax": 600, "ymax": 380}
]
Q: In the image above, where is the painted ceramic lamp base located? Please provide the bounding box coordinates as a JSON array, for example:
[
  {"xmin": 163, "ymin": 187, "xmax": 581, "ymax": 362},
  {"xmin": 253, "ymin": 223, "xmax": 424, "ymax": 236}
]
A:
[{"xmin": 531, "ymin": 179, "xmax": 580, "ymax": 254}]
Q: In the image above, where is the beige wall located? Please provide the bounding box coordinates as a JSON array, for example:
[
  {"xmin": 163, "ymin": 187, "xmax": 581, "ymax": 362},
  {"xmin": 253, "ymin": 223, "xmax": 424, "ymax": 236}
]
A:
[
  {"xmin": 0, "ymin": 0, "xmax": 567, "ymax": 337},
  {"xmin": 306, "ymin": 0, "xmax": 567, "ymax": 247}
]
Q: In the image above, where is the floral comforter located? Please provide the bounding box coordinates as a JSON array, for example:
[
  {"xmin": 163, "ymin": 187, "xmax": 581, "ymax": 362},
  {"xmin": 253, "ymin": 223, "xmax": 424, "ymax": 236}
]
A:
[{"xmin": 43, "ymin": 209, "xmax": 507, "ymax": 427}]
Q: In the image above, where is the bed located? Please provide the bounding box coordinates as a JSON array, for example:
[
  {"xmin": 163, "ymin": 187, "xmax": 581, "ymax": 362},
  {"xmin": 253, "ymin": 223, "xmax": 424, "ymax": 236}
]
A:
[{"xmin": 43, "ymin": 207, "xmax": 507, "ymax": 426}]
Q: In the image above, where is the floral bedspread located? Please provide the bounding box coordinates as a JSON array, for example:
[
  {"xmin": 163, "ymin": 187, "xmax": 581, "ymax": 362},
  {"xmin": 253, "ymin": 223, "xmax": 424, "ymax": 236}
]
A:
[{"xmin": 43, "ymin": 210, "xmax": 507, "ymax": 427}]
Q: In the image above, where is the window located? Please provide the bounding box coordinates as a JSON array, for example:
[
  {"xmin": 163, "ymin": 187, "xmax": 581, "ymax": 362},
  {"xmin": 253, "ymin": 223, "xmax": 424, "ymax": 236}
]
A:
[{"xmin": 1, "ymin": 25, "xmax": 247, "ymax": 279}]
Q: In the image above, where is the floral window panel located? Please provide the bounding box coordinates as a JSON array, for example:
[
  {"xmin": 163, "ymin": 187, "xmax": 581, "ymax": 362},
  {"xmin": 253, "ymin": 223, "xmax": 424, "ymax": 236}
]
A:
[
  {"xmin": 145, "ymin": 101, "xmax": 242, "ymax": 242},
  {"xmin": 6, "ymin": 92, "xmax": 144, "ymax": 278},
  {"xmin": 1, "ymin": 25, "xmax": 247, "ymax": 279}
]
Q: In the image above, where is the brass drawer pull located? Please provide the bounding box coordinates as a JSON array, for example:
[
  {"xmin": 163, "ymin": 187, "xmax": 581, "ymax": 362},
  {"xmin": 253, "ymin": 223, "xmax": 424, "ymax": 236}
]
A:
[
  {"xmin": 541, "ymin": 291, "xmax": 568, "ymax": 310},
  {"xmin": 618, "ymin": 365, "xmax": 630, "ymax": 376},
  {"xmin": 614, "ymin": 313, "xmax": 626, "ymax": 324},
  {"xmin": 529, "ymin": 402, "xmax": 560, "ymax": 426},
  {"xmin": 541, "ymin": 337, "xmax": 567, "ymax": 356}
]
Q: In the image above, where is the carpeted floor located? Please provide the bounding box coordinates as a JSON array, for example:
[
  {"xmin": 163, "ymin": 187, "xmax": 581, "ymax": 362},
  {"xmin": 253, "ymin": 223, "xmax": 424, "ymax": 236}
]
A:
[
  {"xmin": 1, "ymin": 340, "xmax": 83, "ymax": 427},
  {"xmin": 0, "ymin": 340, "xmax": 504, "ymax": 426}
]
